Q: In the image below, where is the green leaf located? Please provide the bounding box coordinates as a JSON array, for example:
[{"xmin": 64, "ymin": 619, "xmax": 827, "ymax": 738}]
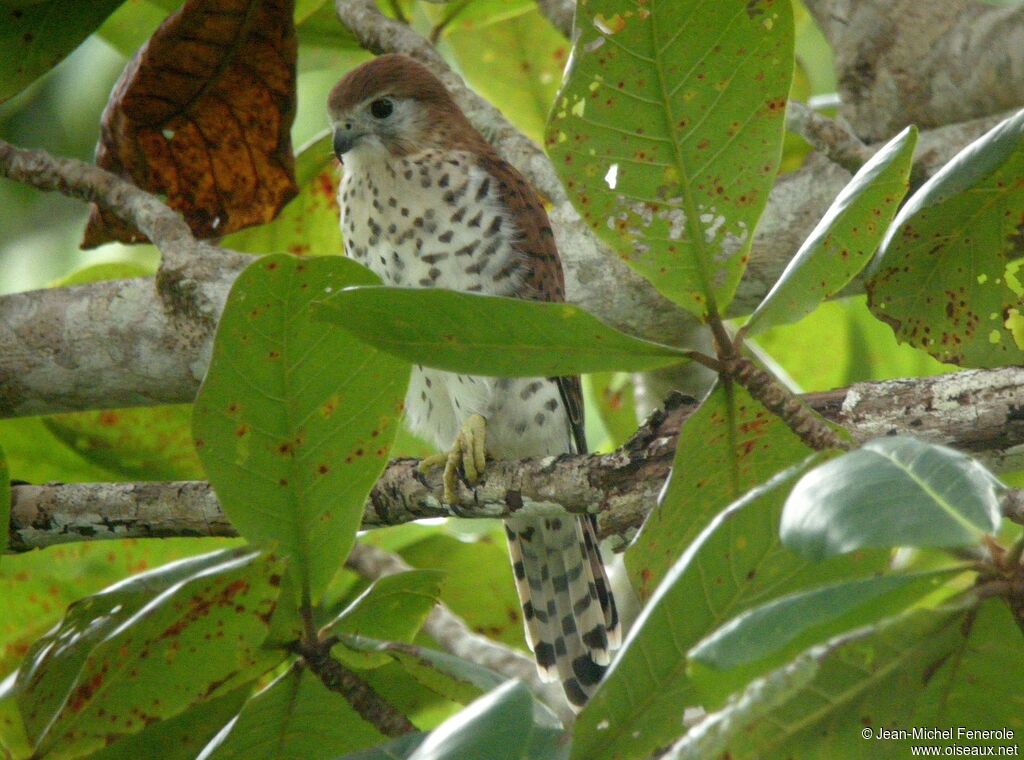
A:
[
  {"xmin": 338, "ymin": 732, "xmax": 426, "ymax": 760},
  {"xmin": 573, "ymin": 464, "xmax": 889, "ymax": 760},
  {"xmin": 221, "ymin": 132, "xmax": 344, "ymax": 257},
  {"xmin": 398, "ymin": 528, "xmax": 527, "ymax": 651},
  {"xmin": 746, "ymin": 126, "xmax": 918, "ymax": 335},
  {"xmin": 625, "ymin": 383, "xmax": 818, "ymax": 597},
  {"xmin": 15, "ymin": 548, "xmax": 284, "ymax": 758},
  {"xmin": 315, "ymin": 287, "xmax": 687, "ymax": 377},
  {"xmin": 0, "ymin": 444, "xmax": 7, "ymax": 554},
  {"xmin": 407, "ymin": 681, "xmax": 566, "ymax": 760},
  {"xmin": 781, "ymin": 436, "xmax": 1005, "ymax": 559},
  {"xmin": 95, "ymin": 0, "xmax": 174, "ymax": 57},
  {"xmin": 328, "ymin": 570, "xmax": 446, "ymax": 669},
  {"xmin": 0, "ymin": 679, "xmax": 31, "ymax": 760},
  {"xmin": 193, "ymin": 255, "xmax": 410, "ymax": 599},
  {"xmin": 0, "ymin": 538, "xmax": 239, "ymax": 680},
  {"xmin": 0, "ymin": 0, "xmax": 124, "ymax": 102},
  {"xmin": 547, "ymin": 0, "xmax": 794, "ymax": 317},
  {"xmin": 689, "ymin": 601, "xmax": 1024, "ymax": 758},
  {"xmin": 688, "ymin": 569, "xmax": 961, "ymax": 702},
  {"xmin": 44, "ymin": 404, "xmax": 204, "ymax": 481},
  {"xmin": 347, "ymin": 639, "xmax": 504, "ymax": 707},
  {"xmin": 584, "ymin": 372, "xmax": 638, "ymax": 449},
  {"xmin": 866, "ymin": 108, "xmax": 1024, "ymax": 367},
  {"xmin": 201, "ymin": 664, "xmax": 387, "ymax": 759},
  {"xmin": 91, "ymin": 683, "xmax": 253, "ymax": 760}
]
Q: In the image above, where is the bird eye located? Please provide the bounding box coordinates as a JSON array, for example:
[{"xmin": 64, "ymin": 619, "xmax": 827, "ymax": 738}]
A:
[{"xmin": 369, "ymin": 98, "xmax": 394, "ymax": 119}]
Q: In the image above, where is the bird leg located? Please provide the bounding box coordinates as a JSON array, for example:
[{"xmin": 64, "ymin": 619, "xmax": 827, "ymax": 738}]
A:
[{"xmin": 418, "ymin": 413, "xmax": 487, "ymax": 505}]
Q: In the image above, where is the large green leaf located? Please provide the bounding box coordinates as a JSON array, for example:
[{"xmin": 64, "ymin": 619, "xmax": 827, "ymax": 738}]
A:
[
  {"xmin": 688, "ymin": 569, "xmax": 962, "ymax": 703},
  {"xmin": 547, "ymin": 0, "xmax": 794, "ymax": 317},
  {"xmin": 221, "ymin": 132, "xmax": 344, "ymax": 257},
  {"xmin": 193, "ymin": 255, "xmax": 410, "ymax": 599},
  {"xmin": 201, "ymin": 664, "xmax": 387, "ymax": 759},
  {"xmin": 746, "ymin": 126, "xmax": 917, "ymax": 335},
  {"xmin": 407, "ymin": 681, "xmax": 565, "ymax": 760},
  {"xmin": 0, "ymin": 538, "xmax": 238, "ymax": 680},
  {"xmin": 684, "ymin": 601, "xmax": 1024, "ymax": 758},
  {"xmin": 91, "ymin": 684, "xmax": 253, "ymax": 760},
  {"xmin": 315, "ymin": 287, "xmax": 687, "ymax": 377},
  {"xmin": 866, "ymin": 108, "xmax": 1024, "ymax": 367},
  {"xmin": 328, "ymin": 570, "xmax": 446, "ymax": 669},
  {"xmin": 573, "ymin": 464, "xmax": 889, "ymax": 760},
  {"xmin": 15, "ymin": 549, "xmax": 284, "ymax": 758},
  {"xmin": 781, "ymin": 436, "xmax": 1005, "ymax": 560},
  {"xmin": 625, "ymin": 383, "xmax": 817, "ymax": 596},
  {"xmin": 0, "ymin": 0, "xmax": 124, "ymax": 103}
]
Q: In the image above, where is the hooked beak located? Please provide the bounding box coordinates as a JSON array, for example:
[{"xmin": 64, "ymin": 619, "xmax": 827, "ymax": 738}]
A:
[{"xmin": 333, "ymin": 127, "xmax": 360, "ymax": 160}]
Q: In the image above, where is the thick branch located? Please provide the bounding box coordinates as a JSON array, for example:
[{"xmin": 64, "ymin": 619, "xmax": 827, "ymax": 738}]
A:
[
  {"xmin": 805, "ymin": 1, "xmax": 1024, "ymax": 142},
  {"xmin": 10, "ymin": 366, "xmax": 1024, "ymax": 553}
]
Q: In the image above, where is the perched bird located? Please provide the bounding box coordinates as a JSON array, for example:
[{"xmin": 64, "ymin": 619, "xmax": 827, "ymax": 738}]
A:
[{"xmin": 328, "ymin": 54, "xmax": 619, "ymax": 709}]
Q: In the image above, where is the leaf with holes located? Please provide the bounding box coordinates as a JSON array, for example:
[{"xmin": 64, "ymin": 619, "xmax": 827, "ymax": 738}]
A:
[
  {"xmin": 83, "ymin": 0, "xmax": 298, "ymax": 246},
  {"xmin": 200, "ymin": 664, "xmax": 387, "ymax": 759},
  {"xmin": 327, "ymin": 570, "xmax": 445, "ymax": 669},
  {"xmin": 573, "ymin": 463, "xmax": 890, "ymax": 760},
  {"xmin": 684, "ymin": 601, "xmax": 1024, "ymax": 759},
  {"xmin": 193, "ymin": 255, "xmax": 410, "ymax": 599},
  {"xmin": 315, "ymin": 287, "xmax": 687, "ymax": 376},
  {"xmin": 222, "ymin": 131, "xmax": 344, "ymax": 257},
  {"xmin": 547, "ymin": 0, "xmax": 793, "ymax": 317},
  {"xmin": 781, "ymin": 436, "xmax": 1005, "ymax": 559},
  {"xmin": 625, "ymin": 383, "xmax": 820, "ymax": 597},
  {"xmin": 866, "ymin": 109, "xmax": 1024, "ymax": 367},
  {"xmin": 15, "ymin": 548, "xmax": 283, "ymax": 758},
  {"xmin": 746, "ymin": 126, "xmax": 917, "ymax": 336},
  {"xmin": 0, "ymin": 1, "xmax": 124, "ymax": 103}
]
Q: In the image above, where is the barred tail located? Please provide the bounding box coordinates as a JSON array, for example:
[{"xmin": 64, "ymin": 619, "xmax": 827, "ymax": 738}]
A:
[{"xmin": 505, "ymin": 514, "xmax": 620, "ymax": 710}]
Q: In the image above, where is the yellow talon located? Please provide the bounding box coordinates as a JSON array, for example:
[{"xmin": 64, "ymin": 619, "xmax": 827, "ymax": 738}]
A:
[{"xmin": 418, "ymin": 414, "xmax": 487, "ymax": 504}]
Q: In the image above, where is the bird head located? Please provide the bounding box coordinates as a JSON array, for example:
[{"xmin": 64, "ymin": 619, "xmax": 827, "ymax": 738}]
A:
[{"xmin": 328, "ymin": 54, "xmax": 479, "ymax": 162}]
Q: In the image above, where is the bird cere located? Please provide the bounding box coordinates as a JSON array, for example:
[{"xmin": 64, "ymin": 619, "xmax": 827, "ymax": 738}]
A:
[{"xmin": 329, "ymin": 54, "xmax": 620, "ymax": 709}]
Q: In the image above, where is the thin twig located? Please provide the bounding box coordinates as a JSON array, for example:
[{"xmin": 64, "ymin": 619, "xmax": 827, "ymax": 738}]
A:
[{"xmin": 785, "ymin": 101, "xmax": 872, "ymax": 175}]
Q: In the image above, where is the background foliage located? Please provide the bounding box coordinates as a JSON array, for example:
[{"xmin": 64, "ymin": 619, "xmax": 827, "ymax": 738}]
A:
[{"xmin": 2, "ymin": 0, "xmax": 1023, "ymax": 758}]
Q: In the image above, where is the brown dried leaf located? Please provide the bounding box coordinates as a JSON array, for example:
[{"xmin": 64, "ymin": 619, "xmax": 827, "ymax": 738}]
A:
[{"xmin": 83, "ymin": 0, "xmax": 298, "ymax": 248}]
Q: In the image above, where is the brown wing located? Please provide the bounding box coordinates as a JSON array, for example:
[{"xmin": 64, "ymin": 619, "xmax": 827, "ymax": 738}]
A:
[{"xmin": 476, "ymin": 151, "xmax": 587, "ymax": 455}]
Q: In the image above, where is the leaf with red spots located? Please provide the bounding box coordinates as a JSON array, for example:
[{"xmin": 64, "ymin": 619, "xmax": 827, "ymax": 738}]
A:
[
  {"xmin": 221, "ymin": 131, "xmax": 344, "ymax": 257},
  {"xmin": 326, "ymin": 569, "xmax": 445, "ymax": 669},
  {"xmin": 0, "ymin": 1, "xmax": 124, "ymax": 103},
  {"xmin": 574, "ymin": 458, "xmax": 890, "ymax": 760},
  {"xmin": 746, "ymin": 126, "xmax": 917, "ymax": 336},
  {"xmin": 90, "ymin": 683, "xmax": 253, "ymax": 760},
  {"xmin": 866, "ymin": 109, "xmax": 1024, "ymax": 367},
  {"xmin": 585, "ymin": 371, "xmax": 638, "ymax": 449},
  {"xmin": 547, "ymin": 0, "xmax": 794, "ymax": 318},
  {"xmin": 82, "ymin": 0, "xmax": 298, "ymax": 247},
  {"xmin": 192, "ymin": 255, "xmax": 410, "ymax": 600},
  {"xmin": 683, "ymin": 601, "xmax": 1024, "ymax": 757},
  {"xmin": 625, "ymin": 383, "xmax": 819, "ymax": 594},
  {"xmin": 316, "ymin": 287, "xmax": 688, "ymax": 376},
  {"xmin": 14, "ymin": 548, "xmax": 283, "ymax": 758},
  {"xmin": 198, "ymin": 664, "xmax": 388, "ymax": 759}
]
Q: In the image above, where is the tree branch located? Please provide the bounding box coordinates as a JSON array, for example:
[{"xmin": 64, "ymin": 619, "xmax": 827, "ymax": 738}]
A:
[
  {"xmin": 10, "ymin": 365, "xmax": 1024, "ymax": 553},
  {"xmin": 785, "ymin": 101, "xmax": 870, "ymax": 175},
  {"xmin": 804, "ymin": 1, "xmax": 1024, "ymax": 142}
]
